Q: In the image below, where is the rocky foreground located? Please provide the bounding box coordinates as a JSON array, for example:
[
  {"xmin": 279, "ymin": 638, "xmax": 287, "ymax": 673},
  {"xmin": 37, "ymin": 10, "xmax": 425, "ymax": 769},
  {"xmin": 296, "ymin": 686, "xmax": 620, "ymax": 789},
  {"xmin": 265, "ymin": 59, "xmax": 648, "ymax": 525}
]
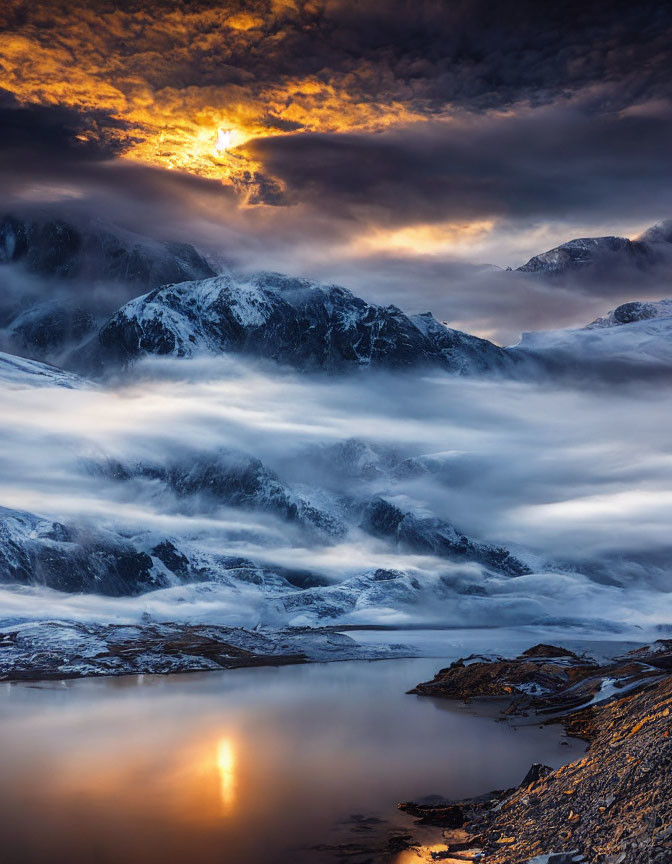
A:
[{"xmin": 401, "ymin": 642, "xmax": 672, "ymax": 864}]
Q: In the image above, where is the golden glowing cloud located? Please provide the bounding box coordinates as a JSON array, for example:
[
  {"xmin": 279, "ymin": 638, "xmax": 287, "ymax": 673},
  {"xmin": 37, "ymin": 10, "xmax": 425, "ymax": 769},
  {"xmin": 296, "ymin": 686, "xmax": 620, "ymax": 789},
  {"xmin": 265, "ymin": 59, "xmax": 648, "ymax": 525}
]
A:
[
  {"xmin": 352, "ymin": 220, "xmax": 496, "ymax": 256},
  {"xmin": 0, "ymin": 1, "xmax": 426, "ymax": 198}
]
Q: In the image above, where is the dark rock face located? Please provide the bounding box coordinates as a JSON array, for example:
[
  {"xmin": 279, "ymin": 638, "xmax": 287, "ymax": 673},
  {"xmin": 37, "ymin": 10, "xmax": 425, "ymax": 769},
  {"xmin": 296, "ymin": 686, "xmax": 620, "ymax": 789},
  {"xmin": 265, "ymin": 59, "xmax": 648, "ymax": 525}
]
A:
[
  {"xmin": 150, "ymin": 540, "xmax": 190, "ymax": 578},
  {"xmin": 91, "ymin": 448, "xmax": 347, "ymax": 538},
  {"xmin": 8, "ymin": 300, "xmax": 96, "ymax": 355},
  {"xmin": 361, "ymin": 497, "xmax": 531, "ymax": 576},
  {"xmin": 467, "ymin": 670, "xmax": 672, "ymax": 863},
  {"xmin": 0, "ymin": 213, "xmax": 215, "ymax": 288},
  {"xmin": 0, "ymin": 508, "xmax": 159, "ymax": 595},
  {"xmin": 520, "ymin": 763, "xmax": 553, "ymax": 786},
  {"xmin": 398, "ymin": 801, "xmax": 464, "ymax": 827},
  {"xmin": 610, "ymin": 301, "xmax": 659, "ymax": 324},
  {"xmin": 86, "ymin": 273, "xmax": 512, "ymax": 375}
]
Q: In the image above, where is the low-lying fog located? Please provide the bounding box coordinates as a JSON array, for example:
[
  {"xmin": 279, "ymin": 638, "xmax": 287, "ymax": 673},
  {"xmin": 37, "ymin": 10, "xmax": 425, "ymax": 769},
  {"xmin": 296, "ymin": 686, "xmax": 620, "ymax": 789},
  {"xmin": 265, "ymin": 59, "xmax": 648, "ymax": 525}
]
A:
[{"xmin": 1, "ymin": 355, "xmax": 671, "ymax": 634}]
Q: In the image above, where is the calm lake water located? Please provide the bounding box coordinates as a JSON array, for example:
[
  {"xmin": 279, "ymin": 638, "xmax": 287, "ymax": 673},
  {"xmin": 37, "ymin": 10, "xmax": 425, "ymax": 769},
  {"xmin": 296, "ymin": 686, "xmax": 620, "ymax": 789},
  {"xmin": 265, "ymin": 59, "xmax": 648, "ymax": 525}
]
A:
[{"xmin": 0, "ymin": 658, "xmax": 584, "ymax": 864}]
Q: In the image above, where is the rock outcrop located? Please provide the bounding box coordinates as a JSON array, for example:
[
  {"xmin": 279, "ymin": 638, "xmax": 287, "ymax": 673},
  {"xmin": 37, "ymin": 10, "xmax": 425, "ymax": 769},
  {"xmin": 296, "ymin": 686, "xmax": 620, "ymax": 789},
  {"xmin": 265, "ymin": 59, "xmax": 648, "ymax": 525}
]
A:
[{"xmin": 404, "ymin": 642, "xmax": 672, "ymax": 863}]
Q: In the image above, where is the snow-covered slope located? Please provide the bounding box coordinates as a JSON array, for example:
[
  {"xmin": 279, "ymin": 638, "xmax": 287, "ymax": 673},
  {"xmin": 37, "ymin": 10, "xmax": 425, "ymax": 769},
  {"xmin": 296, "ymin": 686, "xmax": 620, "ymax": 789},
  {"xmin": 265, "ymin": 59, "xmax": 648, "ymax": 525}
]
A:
[
  {"xmin": 81, "ymin": 272, "xmax": 511, "ymax": 374},
  {"xmin": 510, "ymin": 299, "xmax": 672, "ymax": 371},
  {"xmin": 0, "ymin": 350, "xmax": 87, "ymax": 388},
  {"xmin": 0, "ymin": 212, "xmax": 217, "ymax": 363},
  {"xmin": 585, "ymin": 299, "xmax": 672, "ymax": 329},
  {"xmin": 88, "ymin": 448, "xmax": 348, "ymax": 538}
]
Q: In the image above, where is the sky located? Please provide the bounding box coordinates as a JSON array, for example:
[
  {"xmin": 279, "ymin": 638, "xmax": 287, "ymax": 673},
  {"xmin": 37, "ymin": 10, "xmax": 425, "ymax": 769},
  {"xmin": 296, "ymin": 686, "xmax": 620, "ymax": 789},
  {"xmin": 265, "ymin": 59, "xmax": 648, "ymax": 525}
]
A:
[{"xmin": 2, "ymin": 0, "xmax": 672, "ymax": 340}]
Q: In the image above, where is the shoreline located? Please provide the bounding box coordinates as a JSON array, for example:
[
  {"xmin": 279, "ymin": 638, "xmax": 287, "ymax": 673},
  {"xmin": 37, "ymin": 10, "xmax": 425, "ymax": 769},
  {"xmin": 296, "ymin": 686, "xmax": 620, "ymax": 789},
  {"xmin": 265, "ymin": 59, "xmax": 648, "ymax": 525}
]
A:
[
  {"xmin": 0, "ymin": 618, "xmax": 650, "ymax": 684},
  {"xmin": 399, "ymin": 641, "xmax": 672, "ymax": 863},
  {"xmin": 0, "ymin": 619, "xmax": 419, "ymax": 683}
]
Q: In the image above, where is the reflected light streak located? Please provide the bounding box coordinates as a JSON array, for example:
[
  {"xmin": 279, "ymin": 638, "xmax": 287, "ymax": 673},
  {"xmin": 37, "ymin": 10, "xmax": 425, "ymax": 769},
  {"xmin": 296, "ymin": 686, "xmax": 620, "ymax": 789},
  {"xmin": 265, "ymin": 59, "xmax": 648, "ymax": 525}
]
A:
[{"xmin": 216, "ymin": 737, "xmax": 237, "ymax": 815}]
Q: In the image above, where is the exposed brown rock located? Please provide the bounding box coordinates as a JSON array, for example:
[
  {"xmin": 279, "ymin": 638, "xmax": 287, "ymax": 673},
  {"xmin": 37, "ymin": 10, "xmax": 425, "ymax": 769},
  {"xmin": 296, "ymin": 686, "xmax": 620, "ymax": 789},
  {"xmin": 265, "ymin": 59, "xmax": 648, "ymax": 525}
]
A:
[
  {"xmin": 472, "ymin": 675, "xmax": 672, "ymax": 862},
  {"xmin": 403, "ymin": 642, "xmax": 672, "ymax": 863},
  {"xmin": 398, "ymin": 801, "xmax": 465, "ymax": 827},
  {"xmin": 409, "ymin": 642, "xmax": 669, "ymax": 720}
]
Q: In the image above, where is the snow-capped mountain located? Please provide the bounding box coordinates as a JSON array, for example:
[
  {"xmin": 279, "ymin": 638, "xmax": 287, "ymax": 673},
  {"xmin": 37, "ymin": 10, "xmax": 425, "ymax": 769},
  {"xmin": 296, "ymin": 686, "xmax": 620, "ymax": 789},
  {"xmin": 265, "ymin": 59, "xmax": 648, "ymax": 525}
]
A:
[
  {"xmin": 511, "ymin": 299, "xmax": 672, "ymax": 372},
  {"xmin": 0, "ymin": 365, "xmax": 532, "ymax": 603},
  {"xmin": 0, "ymin": 495, "xmax": 529, "ymax": 612},
  {"xmin": 585, "ymin": 299, "xmax": 672, "ymax": 329},
  {"xmin": 81, "ymin": 272, "xmax": 511, "ymax": 374},
  {"xmin": 88, "ymin": 448, "xmax": 348, "ymax": 539},
  {"xmin": 516, "ymin": 220, "xmax": 672, "ymax": 276}
]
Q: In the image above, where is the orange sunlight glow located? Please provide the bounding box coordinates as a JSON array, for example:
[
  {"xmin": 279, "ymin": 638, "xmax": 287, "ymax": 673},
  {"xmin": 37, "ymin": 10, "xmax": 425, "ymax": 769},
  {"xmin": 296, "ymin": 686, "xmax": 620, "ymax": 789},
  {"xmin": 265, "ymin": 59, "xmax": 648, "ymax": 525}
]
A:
[
  {"xmin": 214, "ymin": 128, "xmax": 234, "ymax": 155},
  {"xmin": 351, "ymin": 220, "xmax": 496, "ymax": 256},
  {"xmin": 216, "ymin": 737, "xmax": 237, "ymax": 816},
  {"xmin": 0, "ymin": 5, "xmax": 428, "ymax": 195}
]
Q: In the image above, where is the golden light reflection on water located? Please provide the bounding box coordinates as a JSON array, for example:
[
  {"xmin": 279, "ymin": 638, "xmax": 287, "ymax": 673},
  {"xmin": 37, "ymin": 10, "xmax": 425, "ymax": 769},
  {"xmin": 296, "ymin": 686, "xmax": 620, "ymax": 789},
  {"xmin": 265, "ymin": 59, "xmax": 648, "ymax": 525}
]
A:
[
  {"xmin": 393, "ymin": 842, "xmax": 453, "ymax": 863},
  {"xmin": 216, "ymin": 737, "xmax": 237, "ymax": 816},
  {"xmin": 21, "ymin": 726, "xmax": 242, "ymax": 828}
]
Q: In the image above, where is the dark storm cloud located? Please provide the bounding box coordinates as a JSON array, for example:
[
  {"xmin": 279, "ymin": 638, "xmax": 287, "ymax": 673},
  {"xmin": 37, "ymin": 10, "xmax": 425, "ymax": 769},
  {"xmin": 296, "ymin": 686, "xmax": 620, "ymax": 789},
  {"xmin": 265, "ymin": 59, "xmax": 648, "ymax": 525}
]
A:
[
  {"xmin": 9, "ymin": 0, "xmax": 668, "ymax": 105},
  {"xmin": 310, "ymin": 0, "xmax": 672, "ymax": 110},
  {"xmin": 245, "ymin": 102, "xmax": 672, "ymax": 226},
  {"xmin": 0, "ymin": 90, "xmax": 129, "ymax": 161},
  {"xmin": 2, "ymin": 0, "xmax": 672, "ymax": 168}
]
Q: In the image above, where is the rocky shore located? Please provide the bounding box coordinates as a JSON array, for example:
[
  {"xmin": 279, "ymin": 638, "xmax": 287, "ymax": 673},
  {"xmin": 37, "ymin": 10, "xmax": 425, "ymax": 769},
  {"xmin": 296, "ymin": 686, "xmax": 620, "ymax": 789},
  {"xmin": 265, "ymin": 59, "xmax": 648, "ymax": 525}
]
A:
[{"xmin": 400, "ymin": 642, "xmax": 672, "ymax": 863}]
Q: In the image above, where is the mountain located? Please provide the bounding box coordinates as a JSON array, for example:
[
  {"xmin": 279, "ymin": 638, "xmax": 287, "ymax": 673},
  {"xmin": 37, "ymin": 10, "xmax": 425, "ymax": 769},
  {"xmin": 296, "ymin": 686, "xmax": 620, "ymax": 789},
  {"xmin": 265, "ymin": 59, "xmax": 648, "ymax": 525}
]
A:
[
  {"xmin": 79, "ymin": 272, "xmax": 511, "ymax": 374},
  {"xmin": 0, "ymin": 495, "xmax": 530, "ymax": 614},
  {"xmin": 511, "ymin": 298, "xmax": 672, "ymax": 373},
  {"xmin": 361, "ymin": 497, "xmax": 530, "ymax": 576},
  {"xmin": 0, "ymin": 212, "xmax": 216, "ymax": 362},
  {"xmin": 0, "ymin": 212, "xmax": 215, "ymax": 287},
  {"xmin": 585, "ymin": 298, "xmax": 672, "ymax": 328},
  {"xmin": 6, "ymin": 299, "xmax": 97, "ymax": 357},
  {"xmin": 0, "ymin": 620, "xmax": 409, "ymax": 680},
  {"xmin": 88, "ymin": 448, "xmax": 348, "ymax": 539},
  {"xmin": 516, "ymin": 220, "xmax": 672, "ymax": 276},
  {"xmin": 0, "ymin": 503, "xmax": 336, "ymax": 597}
]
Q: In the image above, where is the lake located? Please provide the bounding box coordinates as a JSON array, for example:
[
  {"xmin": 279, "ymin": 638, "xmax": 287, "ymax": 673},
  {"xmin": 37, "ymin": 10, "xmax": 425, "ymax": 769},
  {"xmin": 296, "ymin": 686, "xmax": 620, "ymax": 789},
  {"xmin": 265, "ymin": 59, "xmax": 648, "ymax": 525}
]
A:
[{"xmin": 0, "ymin": 657, "xmax": 584, "ymax": 864}]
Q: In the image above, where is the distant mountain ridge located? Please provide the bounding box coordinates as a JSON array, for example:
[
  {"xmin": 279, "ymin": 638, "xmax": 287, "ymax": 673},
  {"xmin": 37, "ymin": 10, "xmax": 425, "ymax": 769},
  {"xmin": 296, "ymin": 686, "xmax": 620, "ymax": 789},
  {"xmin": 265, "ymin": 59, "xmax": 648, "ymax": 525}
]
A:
[
  {"xmin": 0, "ymin": 212, "xmax": 215, "ymax": 286},
  {"xmin": 511, "ymin": 297, "xmax": 672, "ymax": 373},
  {"xmin": 4, "ymin": 211, "xmax": 672, "ymax": 379},
  {"xmin": 516, "ymin": 220, "xmax": 672, "ymax": 276}
]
